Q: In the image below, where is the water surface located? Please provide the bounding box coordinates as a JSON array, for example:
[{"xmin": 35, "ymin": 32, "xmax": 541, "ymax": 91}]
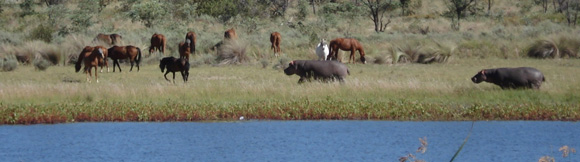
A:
[{"xmin": 0, "ymin": 121, "xmax": 578, "ymax": 161}]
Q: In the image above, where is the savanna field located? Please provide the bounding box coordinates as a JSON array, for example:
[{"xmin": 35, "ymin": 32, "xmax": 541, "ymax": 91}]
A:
[{"xmin": 1, "ymin": 0, "xmax": 580, "ymax": 124}]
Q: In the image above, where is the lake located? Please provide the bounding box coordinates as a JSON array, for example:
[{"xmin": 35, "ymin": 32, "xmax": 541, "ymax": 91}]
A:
[{"xmin": 0, "ymin": 121, "xmax": 578, "ymax": 162}]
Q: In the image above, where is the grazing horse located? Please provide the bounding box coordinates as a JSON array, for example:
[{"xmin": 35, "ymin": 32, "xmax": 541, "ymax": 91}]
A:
[
  {"xmin": 82, "ymin": 47, "xmax": 106, "ymax": 83},
  {"xmin": 93, "ymin": 33, "xmax": 122, "ymax": 46},
  {"xmin": 185, "ymin": 31, "xmax": 196, "ymax": 55},
  {"xmin": 75, "ymin": 46, "xmax": 109, "ymax": 73},
  {"xmin": 316, "ymin": 39, "xmax": 329, "ymax": 61},
  {"xmin": 149, "ymin": 33, "xmax": 166, "ymax": 56},
  {"xmin": 270, "ymin": 32, "xmax": 282, "ymax": 56},
  {"xmin": 108, "ymin": 45, "xmax": 142, "ymax": 72},
  {"xmin": 160, "ymin": 56, "xmax": 190, "ymax": 83},
  {"xmin": 224, "ymin": 28, "xmax": 238, "ymax": 40},
  {"xmin": 327, "ymin": 38, "xmax": 367, "ymax": 64},
  {"xmin": 178, "ymin": 39, "xmax": 192, "ymax": 60}
]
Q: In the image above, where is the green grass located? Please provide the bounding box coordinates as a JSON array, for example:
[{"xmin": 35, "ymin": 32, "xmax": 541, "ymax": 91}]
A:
[{"xmin": 1, "ymin": 58, "xmax": 579, "ymax": 124}]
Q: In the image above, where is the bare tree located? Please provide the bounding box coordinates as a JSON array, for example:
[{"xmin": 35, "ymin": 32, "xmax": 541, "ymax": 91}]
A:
[
  {"xmin": 555, "ymin": 0, "xmax": 568, "ymax": 13},
  {"xmin": 445, "ymin": 0, "xmax": 476, "ymax": 31},
  {"xmin": 400, "ymin": 0, "xmax": 410, "ymax": 16},
  {"xmin": 565, "ymin": 0, "xmax": 580, "ymax": 26},
  {"xmin": 363, "ymin": 0, "xmax": 395, "ymax": 32},
  {"xmin": 486, "ymin": 0, "xmax": 494, "ymax": 15}
]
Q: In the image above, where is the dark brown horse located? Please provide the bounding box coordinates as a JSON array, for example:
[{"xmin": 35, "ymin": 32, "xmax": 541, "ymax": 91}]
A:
[
  {"xmin": 185, "ymin": 31, "xmax": 196, "ymax": 55},
  {"xmin": 327, "ymin": 38, "xmax": 367, "ymax": 64},
  {"xmin": 224, "ymin": 28, "xmax": 238, "ymax": 40},
  {"xmin": 75, "ymin": 46, "xmax": 109, "ymax": 73},
  {"xmin": 108, "ymin": 45, "xmax": 142, "ymax": 72},
  {"xmin": 82, "ymin": 47, "xmax": 107, "ymax": 83},
  {"xmin": 178, "ymin": 39, "xmax": 191, "ymax": 60},
  {"xmin": 160, "ymin": 56, "xmax": 190, "ymax": 83},
  {"xmin": 93, "ymin": 33, "xmax": 122, "ymax": 46},
  {"xmin": 270, "ymin": 32, "xmax": 281, "ymax": 56},
  {"xmin": 149, "ymin": 33, "xmax": 166, "ymax": 56}
]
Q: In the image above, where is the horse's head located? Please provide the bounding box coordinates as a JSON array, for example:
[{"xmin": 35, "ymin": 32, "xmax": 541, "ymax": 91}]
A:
[{"xmin": 159, "ymin": 59, "xmax": 166, "ymax": 73}]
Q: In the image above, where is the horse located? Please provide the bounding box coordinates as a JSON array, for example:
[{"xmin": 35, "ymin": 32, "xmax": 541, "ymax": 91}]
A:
[
  {"xmin": 82, "ymin": 47, "xmax": 106, "ymax": 83},
  {"xmin": 75, "ymin": 46, "xmax": 109, "ymax": 73},
  {"xmin": 327, "ymin": 38, "xmax": 367, "ymax": 64},
  {"xmin": 224, "ymin": 28, "xmax": 238, "ymax": 40},
  {"xmin": 270, "ymin": 32, "xmax": 281, "ymax": 57},
  {"xmin": 159, "ymin": 56, "xmax": 190, "ymax": 83},
  {"xmin": 108, "ymin": 45, "xmax": 142, "ymax": 72},
  {"xmin": 178, "ymin": 39, "xmax": 191, "ymax": 60},
  {"xmin": 316, "ymin": 39, "xmax": 329, "ymax": 61},
  {"xmin": 93, "ymin": 33, "xmax": 122, "ymax": 46},
  {"xmin": 149, "ymin": 33, "xmax": 166, "ymax": 56},
  {"xmin": 185, "ymin": 31, "xmax": 196, "ymax": 55}
]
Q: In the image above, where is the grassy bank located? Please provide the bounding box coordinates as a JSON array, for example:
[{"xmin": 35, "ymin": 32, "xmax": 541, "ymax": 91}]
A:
[{"xmin": 1, "ymin": 58, "xmax": 579, "ymax": 124}]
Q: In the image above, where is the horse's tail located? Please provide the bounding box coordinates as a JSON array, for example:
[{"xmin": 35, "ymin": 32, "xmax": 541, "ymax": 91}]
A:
[{"xmin": 136, "ymin": 47, "xmax": 142, "ymax": 65}]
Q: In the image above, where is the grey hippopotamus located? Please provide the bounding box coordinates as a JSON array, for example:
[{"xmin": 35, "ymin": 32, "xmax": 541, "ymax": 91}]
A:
[
  {"xmin": 471, "ymin": 67, "xmax": 545, "ymax": 89},
  {"xmin": 284, "ymin": 60, "xmax": 350, "ymax": 83}
]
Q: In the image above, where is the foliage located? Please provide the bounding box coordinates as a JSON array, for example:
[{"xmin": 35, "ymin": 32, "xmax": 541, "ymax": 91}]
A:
[
  {"xmin": 194, "ymin": 0, "xmax": 239, "ymax": 22},
  {"xmin": 216, "ymin": 40, "xmax": 249, "ymax": 65},
  {"xmin": 29, "ymin": 25, "xmax": 55, "ymax": 43},
  {"xmin": 19, "ymin": 0, "xmax": 36, "ymax": 17},
  {"xmin": 34, "ymin": 58, "xmax": 51, "ymax": 71},
  {"xmin": 296, "ymin": 0, "xmax": 309, "ymax": 21},
  {"xmin": 362, "ymin": 0, "xmax": 397, "ymax": 32},
  {"xmin": 1, "ymin": 58, "xmax": 17, "ymax": 72},
  {"xmin": 127, "ymin": 0, "xmax": 168, "ymax": 27},
  {"xmin": 527, "ymin": 39, "xmax": 558, "ymax": 58}
]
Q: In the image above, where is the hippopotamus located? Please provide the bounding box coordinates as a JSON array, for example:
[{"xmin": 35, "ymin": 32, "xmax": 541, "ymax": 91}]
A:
[
  {"xmin": 471, "ymin": 67, "xmax": 545, "ymax": 89},
  {"xmin": 284, "ymin": 60, "xmax": 350, "ymax": 83}
]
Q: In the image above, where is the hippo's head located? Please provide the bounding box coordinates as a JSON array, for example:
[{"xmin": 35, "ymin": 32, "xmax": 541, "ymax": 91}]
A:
[
  {"xmin": 471, "ymin": 70, "xmax": 487, "ymax": 83},
  {"xmin": 283, "ymin": 61, "xmax": 298, "ymax": 75}
]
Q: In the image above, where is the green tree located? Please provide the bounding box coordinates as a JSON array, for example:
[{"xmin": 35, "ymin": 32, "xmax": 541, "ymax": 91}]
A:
[
  {"xmin": 445, "ymin": 0, "xmax": 476, "ymax": 31},
  {"xmin": 363, "ymin": 0, "xmax": 396, "ymax": 32},
  {"xmin": 128, "ymin": 0, "xmax": 168, "ymax": 28},
  {"xmin": 194, "ymin": 0, "xmax": 239, "ymax": 22},
  {"xmin": 19, "ymin": 0, "xmax": 36, "ymax": 17}
]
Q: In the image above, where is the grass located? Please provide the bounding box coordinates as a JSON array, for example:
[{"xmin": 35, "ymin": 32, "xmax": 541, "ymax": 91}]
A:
[{"xmin": 0, "ymin": 58, "xmax": 579, "ymax": 124}]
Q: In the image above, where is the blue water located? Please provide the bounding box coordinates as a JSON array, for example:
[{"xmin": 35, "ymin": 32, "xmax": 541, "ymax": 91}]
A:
[{"xmin": 0, "ymin": 121, "xmax": 578, "ymax": 162}]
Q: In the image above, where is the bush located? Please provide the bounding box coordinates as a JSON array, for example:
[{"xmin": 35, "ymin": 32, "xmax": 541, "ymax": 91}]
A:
[
  {"xmin": 260, "ymin": 59, "xmax": 270, "ymax": 68},
  {"xmin": 527, "ymin": 39, "xmax": 558, "ymax": 58},
  {"xmin": 128, "ymin": 0, "xmax": 168, "ymax": 27},
  {"xmin": 1, "ymin": 58, "xmax": 17, "ymax": 71},
  {"xmin": 272, "ymin": 57, "xmax": 290, "ymax": 70},
  {"xmin": 216, "ymin": 40, "xmax": 249, "ymax": 65},
  {"xmin": 34, "ymin": 58, "xmax": 51, "ymax": 71},
  {"xmin": 29, "ymin": 25, "xmax": 55, "ymax": 43}
]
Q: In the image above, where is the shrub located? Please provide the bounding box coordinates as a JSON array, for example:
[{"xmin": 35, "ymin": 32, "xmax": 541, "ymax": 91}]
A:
[
  {"xmin": 29, "ymin": 25, "xmax": 55, "ymax": 43},
  {"xmin": 557, "ymin": 36, "xmax": 580, "ymax": 58},
  {"xmin": 1, "ymin": 58, "xmax": 17, "ymax": 71},
  {"xmin": 34, "ymin": 58, "xmax": 51, "ymax": 71},
  {"xmin": 527, "ymin": 39, "xmax": 558, "ymax": 58},
  {"xmin": 272, "ymin": 57, "xmax": 290, "ymax": 70},
  {"xmin": 216, "ymin": 40, "xmax": 249, "ymax": 65},
  {"xmin": 128, "ymin": 0, "xmax": 168, "ymax": 27},
  {"xmin": 260, "ymin": 59, "xmax": 270, "ymax": 68}
]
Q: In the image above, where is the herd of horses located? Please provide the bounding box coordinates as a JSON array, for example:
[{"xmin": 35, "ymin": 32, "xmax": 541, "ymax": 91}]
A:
[{"xmin": 77, "ymin": 28, "xmax": 367, "ymax": 83}]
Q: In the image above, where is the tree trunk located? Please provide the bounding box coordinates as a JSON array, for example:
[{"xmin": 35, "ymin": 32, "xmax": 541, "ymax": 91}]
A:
[{"xmin": 311, "ymin": 0, "xmax": 316, "ymax": 14}]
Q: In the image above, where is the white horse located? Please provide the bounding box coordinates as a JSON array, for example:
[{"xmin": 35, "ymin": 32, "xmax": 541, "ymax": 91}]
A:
[{"xmin": 316, "ymin": 39, "xmax": 329, "ymax": 61}]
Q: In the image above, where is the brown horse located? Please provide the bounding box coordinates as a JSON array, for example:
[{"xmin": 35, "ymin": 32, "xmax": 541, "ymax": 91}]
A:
[
  {"xmin": 185, "ymin": 31, "xmax": 196, "ymax": 55},
  {"xmin": 178, "ymin": 39, "xmax": 191, "ymax": 60},
  {"xmin": 75, "ymin": 46, "xmax": 109, "ymax": 73},
  {"xmin": 160, "ymin": 56, "xmax": 190, "ymax": 83},
  {"xmin": 327, "ymin": 38, "xmax": 366, "ymax": 64},
  {"xmin": 224, "ymin": 28, "xmax": 238, "ymax": 40},
  {"xmin": 270, "ymin": 32, "xmax": 281, "ymax": 56},
  {"xmin": 82, "ymin": 47, "xmax": 107, "ymax": 83},
  {"xmin": 108, "ymin": 45, "xmax": 142, "ymax": 72},
  {"xmin": 149, "ymin": 33, "xmax": 166, "ymax": 56},
  {"xmin": 93, "ymin": 33, "xmax": 122, "ymax": 46}
]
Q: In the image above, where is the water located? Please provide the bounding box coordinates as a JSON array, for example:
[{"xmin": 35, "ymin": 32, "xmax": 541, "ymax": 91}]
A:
[{"xmin": 0, "ymin": 121, "xmax": 578, "ymax": 162}]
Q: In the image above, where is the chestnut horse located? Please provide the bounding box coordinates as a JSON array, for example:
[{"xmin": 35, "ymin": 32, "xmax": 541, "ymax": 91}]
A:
[
  {"xmin": 224, "ymin": 28, "xmax": 238, "ymax": 40},
  {"xmin": 149, "ymin": 33, "xmax": 166, "ymax": 56},
  {"xmin": 327, "ymin": 38, "xmax": 366, "ymax": 64},
  {"xmin": 82, "ymin": 47, "xmax": 107, "ymax": 83},
  {"xmin": 270, "ymin": 32, "xmax": 281, "ymax": 56},
  {"xmin": 160, "ymin": 56, "xmax": 190, "ymax": 83},
  {"xmin": 93, "ymin": 33, "xmax": 122, "ymax": 46},
  {"xmin": 178, "ymin": 39, "xmax": 191, "ymax": 60},
  {"xmin": 75, "ymin": 46, "xmax": 109, "ymax": 73},
  {"xmin": 108, "ymin": 45, "xmax": 142, "ymax": 72},
  {"xmin": 185, "ymin": 31, "xmax": 196, "ymax": 55}
]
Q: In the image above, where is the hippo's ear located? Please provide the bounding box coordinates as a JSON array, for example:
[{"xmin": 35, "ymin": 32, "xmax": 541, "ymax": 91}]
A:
[{"xmin": 480, "ymin": 70, "xmax": 485, "ymax": 75}]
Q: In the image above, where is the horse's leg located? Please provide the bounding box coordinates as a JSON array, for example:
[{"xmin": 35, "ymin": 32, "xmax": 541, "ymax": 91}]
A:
[
  {"xmin": 350, "ymin": 49, "xmax": 355, "ymax": 64},
  {"xmin": 172, "ymin": 72, "xmax": 176, "ymax": 84},
  {"xmin": 129, "ymin": 60, "xmax": 134, "ymax": 72},
  {"xmin": 94, "ymin": 66, "xmax": 99, "ymax": 83},
  {"xmin": 181, "ymin": 71, "xmax": 186, "ymax": 82},
  {"xmin": 86, "ymin": 67, "xmax": 91, "ymax": 83},
  {"xmin": 164, "ymin": 71, "xmax": 171, "ymax": 82}
]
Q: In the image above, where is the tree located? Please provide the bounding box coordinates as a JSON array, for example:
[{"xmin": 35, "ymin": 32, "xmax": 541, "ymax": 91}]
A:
[
  {"xmin": 445, "ymin": 0, "xmax": 476, "ymax": 31},
  {"xmin": 400, "ymin": 0, "xmax": 410, "ymax": 16},
  {"xmin": 363, "ymin": 0, "xmax": 395, "ymax": 32},
  {"xmin": 565, "ymin": 0, "xmax": 580, "ymax": 26},
  {"xmin": 128, "ymin": 1, "xmax": 167, "ymax": 28}
]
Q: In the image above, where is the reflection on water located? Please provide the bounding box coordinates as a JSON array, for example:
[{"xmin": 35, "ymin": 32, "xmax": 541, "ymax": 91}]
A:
[{"xmin": 0, "ymin": 121, "xmax": 578, "ymax": 162}]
